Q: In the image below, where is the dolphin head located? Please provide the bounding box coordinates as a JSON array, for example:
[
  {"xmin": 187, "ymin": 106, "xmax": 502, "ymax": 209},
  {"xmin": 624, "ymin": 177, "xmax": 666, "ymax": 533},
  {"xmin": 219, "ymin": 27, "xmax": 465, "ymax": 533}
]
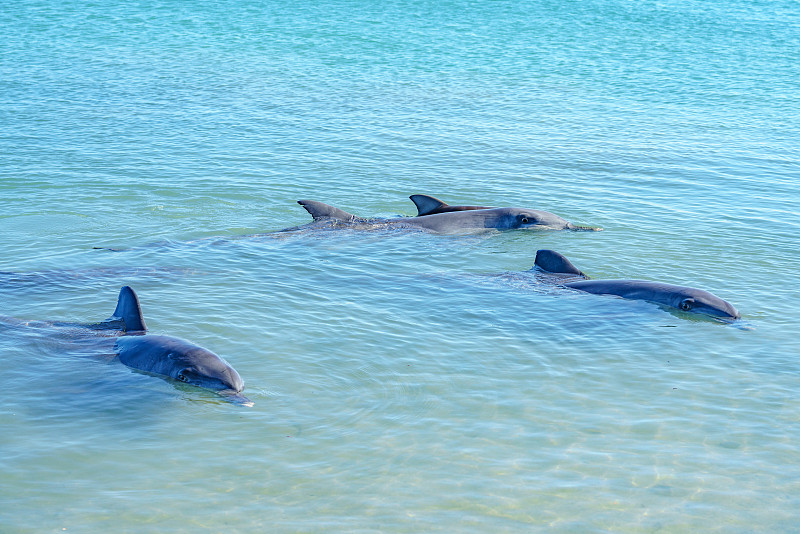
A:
[
  {"xmin": 115, "ymin": 335, "xmax": 251, "ymax": 404},
  {"xmin": 492, "ymin": 208, "xmax": 601, "ymax": 231},
  {"xmin": 171, "ymin": 342, "xmax": 245, "ymax": 394},
  {"xmin": 671, "ymin": 287, "xmax": 741, "ymax": 321},
  {"xmin": 493, "ymin": 208, "xmax": 574, "ymax": 230}
]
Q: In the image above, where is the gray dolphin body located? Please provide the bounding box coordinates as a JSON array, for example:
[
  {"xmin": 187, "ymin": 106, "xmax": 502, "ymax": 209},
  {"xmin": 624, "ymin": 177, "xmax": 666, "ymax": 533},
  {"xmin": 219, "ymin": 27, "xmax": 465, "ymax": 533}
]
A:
[
  {"xmin": 10, "ymin": 286, "xmax": 251, "ymax": 405},
  {"xmin": 106, "ymin": 286, "xmax": 250, "ymax": 404},
  {"xmin": 298, "ymin": 200, "xmax": 599, "ymax": 233},
  {"xmin": 533, "ymin": 249, "xmax": 740, "ymax": 320}
]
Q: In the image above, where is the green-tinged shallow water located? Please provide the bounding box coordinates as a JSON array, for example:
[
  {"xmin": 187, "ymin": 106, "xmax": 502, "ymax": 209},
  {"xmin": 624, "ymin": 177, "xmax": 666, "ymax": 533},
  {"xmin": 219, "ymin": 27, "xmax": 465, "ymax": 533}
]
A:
[{"xmin": 1, "ymin": 0, "xmax": 799, "ymax": 531}]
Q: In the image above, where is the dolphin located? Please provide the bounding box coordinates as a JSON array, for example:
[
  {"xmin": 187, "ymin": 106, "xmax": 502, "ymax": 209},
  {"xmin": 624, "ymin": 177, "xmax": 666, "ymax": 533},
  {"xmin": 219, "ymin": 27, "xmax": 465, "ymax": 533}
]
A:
[
  {"xmin": 297, "ymin": 200, "xmax": 600, "ymax": 233},
  {"xmin": 533, "ymin": 249, "xmax": 741, "ymax": 321},
  {"xmin": 8, "ymin": 286, "xmax": 252, "ymax": 405}
]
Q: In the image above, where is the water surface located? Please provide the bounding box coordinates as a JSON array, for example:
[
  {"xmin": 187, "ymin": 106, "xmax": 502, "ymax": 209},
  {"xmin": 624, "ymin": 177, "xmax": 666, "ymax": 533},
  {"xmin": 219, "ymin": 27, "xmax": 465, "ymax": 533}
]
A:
[{"xmin": 1, "ymin": 0, "xmax": 799, "ymax": 531}]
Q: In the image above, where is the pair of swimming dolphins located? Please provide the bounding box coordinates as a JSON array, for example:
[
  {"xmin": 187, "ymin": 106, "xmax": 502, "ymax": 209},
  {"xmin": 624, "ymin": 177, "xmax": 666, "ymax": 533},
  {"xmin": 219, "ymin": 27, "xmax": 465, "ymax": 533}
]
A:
[
  {"xmin": 296, "ymin": 195, "xmax": 739, "ymax": 322},
  {"xmin": 297, "ymin": 194, "xmax": 602, "ymax": 232},
  {"xmin": 9, "ymin": 195, "xmax": 740, "ymax": 406}
]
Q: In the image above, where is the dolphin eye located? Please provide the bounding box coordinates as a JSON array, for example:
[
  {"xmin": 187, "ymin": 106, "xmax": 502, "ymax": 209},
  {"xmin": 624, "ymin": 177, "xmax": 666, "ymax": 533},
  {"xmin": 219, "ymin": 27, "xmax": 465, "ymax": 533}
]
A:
[
  {"xmin": 680, "ymin": 299, "xmax": 695, "ymax": 311},
  {"xmin": 177, "ymin": 373, "xmax": 189, "ymax": 382},
  {"xmin": 521, "ymin": 217, "xmax": 530, "ymax": 224}
]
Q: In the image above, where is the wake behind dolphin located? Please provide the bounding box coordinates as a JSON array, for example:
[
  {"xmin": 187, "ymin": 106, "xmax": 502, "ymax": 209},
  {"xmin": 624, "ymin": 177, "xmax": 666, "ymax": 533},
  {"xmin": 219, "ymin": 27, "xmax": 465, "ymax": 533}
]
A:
[
  {"xmin": 532, "ymin": 249, "xmax": 741, "ymax": 321},
  {"xmin": 297, "ymin": 199, "xmax": 601, "ymax": 233},
  {"xmin": 5, "ymin": 286, "xmax": 252, "ymax": 406}
]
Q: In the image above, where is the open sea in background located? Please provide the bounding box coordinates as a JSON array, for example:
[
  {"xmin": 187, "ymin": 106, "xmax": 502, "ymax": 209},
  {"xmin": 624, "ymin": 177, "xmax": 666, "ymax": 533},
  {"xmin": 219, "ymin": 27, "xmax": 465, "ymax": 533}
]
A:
[{"xmin": 2, "ymin": 0, "xmax": 799, "ymax": 531}]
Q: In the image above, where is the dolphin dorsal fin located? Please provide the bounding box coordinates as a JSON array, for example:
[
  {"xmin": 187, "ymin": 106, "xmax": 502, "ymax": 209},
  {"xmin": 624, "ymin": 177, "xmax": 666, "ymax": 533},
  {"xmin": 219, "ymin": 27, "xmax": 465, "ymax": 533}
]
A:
[
  {"xmin": 109, "ymin": 286, "xmax": 147, "ymax": 333},
  {"xmin": 534, "ymin": 250, "xmax": 587, "ymax": 278},
  {"xmin": 409, "ymin": 194, "xmax": 449, "ymax": 216},
  {"xmin": 297, "ymin": 200, "xmax": 356, "ymax": 222}
]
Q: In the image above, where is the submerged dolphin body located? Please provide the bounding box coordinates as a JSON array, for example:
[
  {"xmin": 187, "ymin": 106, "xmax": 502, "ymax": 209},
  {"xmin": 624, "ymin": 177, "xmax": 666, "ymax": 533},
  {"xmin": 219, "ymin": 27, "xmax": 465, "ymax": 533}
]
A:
[
  {"xmin": 297, "ymin": 200, "xmax": 600, "ymax": 233},
  {"xmin": 10, "ymin": 286, "xmax": 252, "ymax": 405},
  {"xmin": 533, "ymin": 249, "xmax": 740, "ymax": 321}
]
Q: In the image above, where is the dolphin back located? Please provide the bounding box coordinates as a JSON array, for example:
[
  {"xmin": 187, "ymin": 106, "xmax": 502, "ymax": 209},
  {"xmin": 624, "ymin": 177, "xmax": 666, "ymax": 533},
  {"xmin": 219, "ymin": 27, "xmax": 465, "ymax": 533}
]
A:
[
  {"xmin": 297, "ymin": 200, "xmax": 356, "ymax": 222},
  {"xmin": 410, "ymin": 194, "xmax": 449, "ymax": 216},
  {"xmin": 410, "ymin": 194, "xmax": 494, "ymax": 216},
  {"xmin": 563, "ymin": 279, "xmax": 741, "ymax": 319},
  {"xmin": 108, "ymin": 286, "xmax": 147, "ymax": 332},
  {"xmin": 534, "ymin": 250, "xmax": 587, "ymax": 277}
]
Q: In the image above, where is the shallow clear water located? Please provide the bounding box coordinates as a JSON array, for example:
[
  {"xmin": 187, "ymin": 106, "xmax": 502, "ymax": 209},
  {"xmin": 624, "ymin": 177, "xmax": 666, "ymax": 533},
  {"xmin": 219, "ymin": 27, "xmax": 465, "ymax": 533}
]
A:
[{"xmin": 1, "ymin": 0, "xmax": 799, "ymax": 531}]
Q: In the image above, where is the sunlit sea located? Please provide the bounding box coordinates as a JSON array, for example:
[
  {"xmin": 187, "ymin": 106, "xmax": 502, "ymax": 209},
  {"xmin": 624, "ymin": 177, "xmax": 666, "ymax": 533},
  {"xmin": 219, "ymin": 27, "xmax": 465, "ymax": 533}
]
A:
[{"xmin": 2, "ymin": 0, "xmax": 799, "ymax": 532}]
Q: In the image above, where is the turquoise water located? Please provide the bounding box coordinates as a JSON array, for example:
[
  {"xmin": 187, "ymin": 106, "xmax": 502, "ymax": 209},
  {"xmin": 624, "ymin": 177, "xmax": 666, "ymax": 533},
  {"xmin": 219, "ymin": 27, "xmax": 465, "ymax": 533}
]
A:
[{"xmin": 2, "ymin": 0, "xmax": 799, "ymax": 531}]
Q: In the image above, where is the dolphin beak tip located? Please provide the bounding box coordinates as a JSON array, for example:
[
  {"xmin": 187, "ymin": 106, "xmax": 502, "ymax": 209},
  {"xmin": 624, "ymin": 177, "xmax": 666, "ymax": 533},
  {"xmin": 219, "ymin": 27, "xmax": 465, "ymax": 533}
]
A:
[{"xmin": 220, "ymin": 391, "xmax": 254, "ymax": 407}]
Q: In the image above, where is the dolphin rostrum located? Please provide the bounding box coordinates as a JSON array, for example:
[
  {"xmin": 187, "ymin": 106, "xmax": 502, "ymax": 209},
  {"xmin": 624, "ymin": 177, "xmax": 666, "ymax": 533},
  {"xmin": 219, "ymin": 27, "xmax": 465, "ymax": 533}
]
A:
[
  {"xmin": 297, "ymin": 200, "xmax": 601, "ymax": 233},
  {"xmin": 533, "ymin": 249, "xmax": 741, "ymax": 320},
  {"xmin": 12, "ymin": 286, "xmax": 252, "ymax": 405}
]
